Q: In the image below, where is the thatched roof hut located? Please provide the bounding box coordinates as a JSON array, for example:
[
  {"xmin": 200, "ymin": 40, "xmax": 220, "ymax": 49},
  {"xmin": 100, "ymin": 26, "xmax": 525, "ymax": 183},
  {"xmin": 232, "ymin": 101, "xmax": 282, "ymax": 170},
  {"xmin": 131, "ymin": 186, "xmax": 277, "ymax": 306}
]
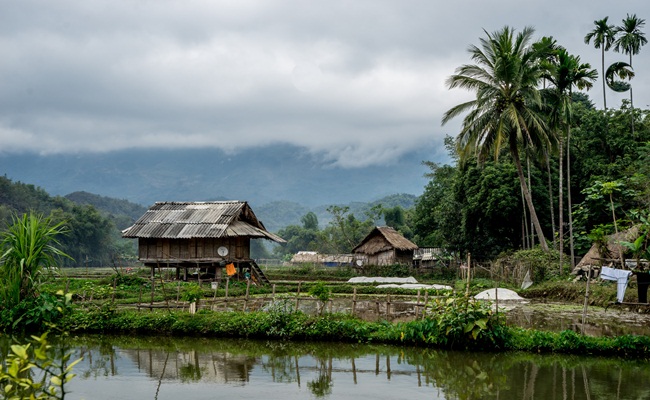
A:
[
  {"xmin": 576, "ymin": 225, "xmax": 640, "ymax": 268},
  {"xmin": 352, "ymin": 226, "xmax": 418, "ymax": 266}
]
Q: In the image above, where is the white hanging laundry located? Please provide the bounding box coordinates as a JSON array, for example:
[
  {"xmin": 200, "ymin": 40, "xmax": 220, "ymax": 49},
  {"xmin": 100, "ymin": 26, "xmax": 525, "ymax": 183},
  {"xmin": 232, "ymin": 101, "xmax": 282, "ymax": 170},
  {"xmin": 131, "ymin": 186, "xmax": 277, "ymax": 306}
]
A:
[
  {"xmin": 600, "ymin": 266, "xmax": 633, "ymax": 303},
  {"xmin": 521, "ymin": 269, "xmax": 533, "ymax": 290}
]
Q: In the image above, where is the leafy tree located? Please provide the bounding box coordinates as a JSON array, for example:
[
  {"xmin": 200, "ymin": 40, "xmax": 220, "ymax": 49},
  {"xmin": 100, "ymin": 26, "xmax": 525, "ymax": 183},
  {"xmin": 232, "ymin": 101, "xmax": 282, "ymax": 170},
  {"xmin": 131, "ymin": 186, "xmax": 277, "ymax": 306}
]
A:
[
  {"xmin": 412, "ymin": 162, "xmax": 462, "ymax": 250},
  {"xmin": 455, "ymin": 160, "xmax": 546, "ymax": 260},
  {"xmin": 383, "ymin": 206, "xmax": 404, "ymax": 229},
  {"xmin": 319, "ymin": 205, "xmax": 379, "ymax": 254},
  {"xmin": 51, "ymin": 205, "xmax": 116, "ymax": 267},
  {"xmin": 584, "ymin": 17, "xmax": 616, "ymax": 109},
  {"xmin": 301, "ymin": 212, "xmax": 319, "ymax": 230},
  {"xmin": 442, "ymin": 26, "xmax": 552, "ymax": 251}
]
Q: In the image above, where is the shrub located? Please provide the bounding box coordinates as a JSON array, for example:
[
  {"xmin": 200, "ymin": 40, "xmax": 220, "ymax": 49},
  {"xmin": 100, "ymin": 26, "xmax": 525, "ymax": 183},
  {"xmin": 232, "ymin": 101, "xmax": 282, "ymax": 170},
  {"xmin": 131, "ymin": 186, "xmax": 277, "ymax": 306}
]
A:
[
  {"xmin": 0, "ymin": 213, "xmax": 70, "ymax": 311},
  {"xmin": 0, "ymin": 291, "xmax": 73, "ymax": 333}
]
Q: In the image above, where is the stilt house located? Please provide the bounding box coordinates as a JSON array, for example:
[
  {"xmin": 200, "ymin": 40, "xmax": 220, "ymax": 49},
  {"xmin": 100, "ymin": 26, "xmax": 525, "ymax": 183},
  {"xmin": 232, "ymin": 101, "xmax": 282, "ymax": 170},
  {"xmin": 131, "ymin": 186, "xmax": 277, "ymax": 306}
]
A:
[
  {"xmin": 122, "ymin": 201, "xmax": 285, "ymax": 284},
  {"xmin": 352, "ymin": 226, "xmax": 418, "ymax": 266}
]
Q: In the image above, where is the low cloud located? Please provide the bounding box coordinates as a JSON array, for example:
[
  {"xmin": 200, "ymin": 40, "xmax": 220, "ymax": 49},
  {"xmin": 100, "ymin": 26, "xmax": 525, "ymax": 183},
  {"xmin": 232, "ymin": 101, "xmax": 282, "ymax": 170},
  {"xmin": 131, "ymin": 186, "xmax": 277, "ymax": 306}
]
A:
[{"xmin": 0, "ymin": 1, "xmax": 647, "ymax": 166}]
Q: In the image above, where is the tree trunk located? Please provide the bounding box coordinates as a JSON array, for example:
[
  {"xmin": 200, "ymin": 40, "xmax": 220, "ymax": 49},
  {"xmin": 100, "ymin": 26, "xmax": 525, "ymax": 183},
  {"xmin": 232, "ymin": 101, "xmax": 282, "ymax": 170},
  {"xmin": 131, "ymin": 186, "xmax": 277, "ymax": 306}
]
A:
[
  {"xmin": 521, "ymin": 185, "xmax": 530, "ymax": 249},
  {"xmin": 512, "ymin": 145, "xmax": 549, "ymax": 252},
  {"xmin": 629, "ymin": 53, "xmax": 635, "ymax": 135},
  {"xmin": 527, "ymin": 157, "xmax": 535, "ymax": 248},
  {"xmin": 546, "ymin": 153, "xmax": 557, "ymax": 250},
  {"xmin": 602, "ymin": 47, "xmax": 607, "ymax": 110},
  {"xmin": 558, "ymin": 137, "xmax": 564, "ymax": 274},
  {"xmin": 567, "ymin": 126, "xmax": 575, "ymax": 269}
]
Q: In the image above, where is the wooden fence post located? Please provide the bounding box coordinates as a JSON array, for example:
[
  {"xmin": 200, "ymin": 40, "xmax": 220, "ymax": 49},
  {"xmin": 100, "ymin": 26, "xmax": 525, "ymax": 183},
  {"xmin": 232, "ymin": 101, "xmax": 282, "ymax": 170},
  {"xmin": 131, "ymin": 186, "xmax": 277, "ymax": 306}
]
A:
[
  {"xmin": 111, "ymin": 278, "xmax": 117, "ymax": 304},
  {"xmin": 138, "ymin": 284, "xmax": 143, "ymax": 312},
  {"xmin": 386, "ymin": 294, "xmax": 391, "ymax": 318},
  {"xmin": 295, "ymin": 281, "xmax": 302, "ymax": 311},
  {"xmin": 243, "ymin": 279, "xmax": 251, "ymax": 312},
  {"xmin": 422, "ymin": 291, "xmax": 428, "ymax": 319},
  {"xmin": 224, "ymin": 278, "xmax": 230, "ymax": 311}
]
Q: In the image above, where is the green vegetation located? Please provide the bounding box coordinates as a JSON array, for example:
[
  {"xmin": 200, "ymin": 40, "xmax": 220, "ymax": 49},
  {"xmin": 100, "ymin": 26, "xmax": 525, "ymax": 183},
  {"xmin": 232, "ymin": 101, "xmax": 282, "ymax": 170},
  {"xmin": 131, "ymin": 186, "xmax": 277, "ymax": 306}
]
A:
[
  {"xmin": 0, "ymin": 213, "xmax": 69, "ymax": 306},
  {"xmin": 0, "ymin": 332, "xmax": 81, "ymax": 400},
  {"xmin": 50, "ymin": 298, "xmax": 650, "ymax": 359},
  {"xmin": 0, "ymin": 176, "xmax": 138, "ymax": 267}
]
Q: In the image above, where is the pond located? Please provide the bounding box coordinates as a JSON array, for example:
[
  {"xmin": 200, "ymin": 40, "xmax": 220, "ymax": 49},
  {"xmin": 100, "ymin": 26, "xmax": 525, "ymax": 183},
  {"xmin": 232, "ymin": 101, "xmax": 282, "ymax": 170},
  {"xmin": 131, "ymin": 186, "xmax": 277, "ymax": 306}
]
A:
[{"xmin": 5, "ymin": 334, "xmax": 648, "ymax": 400}]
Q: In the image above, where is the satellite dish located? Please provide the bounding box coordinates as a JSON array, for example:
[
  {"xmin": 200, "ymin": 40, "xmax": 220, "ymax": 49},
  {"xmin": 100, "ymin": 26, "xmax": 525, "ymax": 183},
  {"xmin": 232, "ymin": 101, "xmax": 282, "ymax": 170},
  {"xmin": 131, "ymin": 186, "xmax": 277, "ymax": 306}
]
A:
[
  {"xmin": 356, "ymin": 259, "xmax": 363, "ymax": 267},
  {"xmin": 218, "ymin": 246, "xmax": 229, "ymax": 257}
]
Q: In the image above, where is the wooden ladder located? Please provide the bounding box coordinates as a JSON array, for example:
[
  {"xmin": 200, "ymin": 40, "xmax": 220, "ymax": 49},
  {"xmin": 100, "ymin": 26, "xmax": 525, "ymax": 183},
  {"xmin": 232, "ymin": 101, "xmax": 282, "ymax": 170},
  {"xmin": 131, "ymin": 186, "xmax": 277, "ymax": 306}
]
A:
[{"xmin": 249, "ymin": 260, "xmax": 270, "ymax": 285}]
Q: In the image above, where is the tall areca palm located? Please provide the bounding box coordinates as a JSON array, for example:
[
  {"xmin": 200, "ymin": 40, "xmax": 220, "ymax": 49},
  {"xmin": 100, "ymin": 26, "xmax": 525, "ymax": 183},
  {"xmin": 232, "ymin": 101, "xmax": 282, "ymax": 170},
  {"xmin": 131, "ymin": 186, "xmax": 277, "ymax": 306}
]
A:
[
  {"xmin": 533, "ymin": 36, "xmax": 561, "ymax": 249},
  {"xmin": 584, "ymin": 17, "xmax": 615, "ymax": 109},
  {"xmin": 543, "ymin": 49, "xmax": 597, "ymax": 270},
  {"xmin": 443, "ymin": 26, "xmax": 552, "ymax": 252},
  {"xmin": 614, "ymin": 14, "xmax": 646, "ymax": 133}
]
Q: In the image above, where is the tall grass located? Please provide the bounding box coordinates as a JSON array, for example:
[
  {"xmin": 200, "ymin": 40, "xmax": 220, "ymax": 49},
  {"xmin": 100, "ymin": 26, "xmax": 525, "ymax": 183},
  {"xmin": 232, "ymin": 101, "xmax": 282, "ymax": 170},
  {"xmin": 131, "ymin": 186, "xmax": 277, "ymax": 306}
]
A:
[{"xmin": 0, "ymin": 212, "xmax": 70, "ymax": 309}]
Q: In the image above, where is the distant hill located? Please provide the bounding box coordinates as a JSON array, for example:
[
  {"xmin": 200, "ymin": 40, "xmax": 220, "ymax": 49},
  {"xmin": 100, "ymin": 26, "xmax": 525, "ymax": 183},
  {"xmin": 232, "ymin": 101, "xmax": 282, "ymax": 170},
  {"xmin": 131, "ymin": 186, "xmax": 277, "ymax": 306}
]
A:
[
  {"xmin": 0, "ymin": 143, "xmax": 438, "ymax": 208},
  {"xmin": 65, "ymin": 191, "xmax": 147, "ymax": 221}
]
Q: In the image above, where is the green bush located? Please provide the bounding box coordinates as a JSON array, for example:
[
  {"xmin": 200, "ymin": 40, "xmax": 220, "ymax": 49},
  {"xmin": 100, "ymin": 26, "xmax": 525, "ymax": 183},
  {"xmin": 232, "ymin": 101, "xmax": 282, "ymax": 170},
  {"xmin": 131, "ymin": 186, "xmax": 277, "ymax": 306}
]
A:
[{"xmin": 0, "ymin": 291, "xmax": 73, "ymax": 333}]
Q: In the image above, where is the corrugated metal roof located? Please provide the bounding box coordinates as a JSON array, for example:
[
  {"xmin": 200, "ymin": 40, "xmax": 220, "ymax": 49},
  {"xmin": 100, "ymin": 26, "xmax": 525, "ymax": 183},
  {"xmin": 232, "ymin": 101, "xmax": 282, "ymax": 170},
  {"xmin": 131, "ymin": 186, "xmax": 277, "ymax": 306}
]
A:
[{"xmin": 122, "ymin": 201, "xmax": 285, "ymax": 242}]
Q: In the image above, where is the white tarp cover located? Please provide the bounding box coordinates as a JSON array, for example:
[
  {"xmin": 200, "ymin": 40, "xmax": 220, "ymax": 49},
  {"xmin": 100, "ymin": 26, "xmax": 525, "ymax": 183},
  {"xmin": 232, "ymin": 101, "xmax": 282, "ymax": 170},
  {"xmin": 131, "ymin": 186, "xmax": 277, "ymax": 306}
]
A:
[
  {"xmin": 474, "ymin": 288, "xmax": 525, "ymax": 301},
  {"xmin": 376, "ymin": 284, "xmax": 453, "ymax": 290},
  {"xmin": 347, "ymin": 276, "xmax": 418, "ymax": 284}
]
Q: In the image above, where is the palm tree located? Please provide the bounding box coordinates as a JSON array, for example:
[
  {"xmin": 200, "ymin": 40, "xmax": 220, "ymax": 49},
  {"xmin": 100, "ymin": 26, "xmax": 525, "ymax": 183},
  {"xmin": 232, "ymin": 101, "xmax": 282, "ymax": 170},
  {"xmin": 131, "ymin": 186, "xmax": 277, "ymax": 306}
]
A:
[
  {"xmin": 543, "ymin": 49, "xmax": 597, "ymax": 270},
  {"xmin": 533, "ymin": 36, "xmax": 561, "ymax": 250},
  {"xmin": 614, "ymin": 13, "xmax": 647, "ymax": 133},
  {"xmin": 584, "ymin": 17, "xmax": 615, "ymax": 109},
  {"xmin": 443, "ymin": 26, "xmax": 552, "ymax": 252}
]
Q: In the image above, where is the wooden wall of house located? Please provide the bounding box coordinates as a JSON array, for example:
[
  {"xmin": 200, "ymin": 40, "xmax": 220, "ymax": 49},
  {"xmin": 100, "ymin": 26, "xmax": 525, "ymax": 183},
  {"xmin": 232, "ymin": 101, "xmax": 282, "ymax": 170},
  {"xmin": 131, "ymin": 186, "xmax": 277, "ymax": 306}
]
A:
[
  {"xmin": 365, "ymin": 249, "xmax": 414, "ymax": 266},
  {"xmin": 366, "ymin": 250, "xmax": 395, "ymax": 266},
  {"xmin": 138, "ymin": 237, "xmax": 250, "ymax": 261}
]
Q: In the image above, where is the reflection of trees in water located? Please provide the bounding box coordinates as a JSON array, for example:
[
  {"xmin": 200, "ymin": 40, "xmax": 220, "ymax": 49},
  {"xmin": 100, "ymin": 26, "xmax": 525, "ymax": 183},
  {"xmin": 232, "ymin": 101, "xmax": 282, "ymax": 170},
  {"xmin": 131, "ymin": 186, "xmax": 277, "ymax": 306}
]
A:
[
  {"xmin": 307, "ymin": 357, "xmax": 333, "ymax": 397},
  {"xmin": 261, "ymin": 354, "xmax": 299, "ymax": 384},
  {"xmin": 124, "ymin": 348, "xmax": 257, "ymax": 384},
  {"xmin": 61, "ymin": 336, "xmax": 650, "ymax": 399}
]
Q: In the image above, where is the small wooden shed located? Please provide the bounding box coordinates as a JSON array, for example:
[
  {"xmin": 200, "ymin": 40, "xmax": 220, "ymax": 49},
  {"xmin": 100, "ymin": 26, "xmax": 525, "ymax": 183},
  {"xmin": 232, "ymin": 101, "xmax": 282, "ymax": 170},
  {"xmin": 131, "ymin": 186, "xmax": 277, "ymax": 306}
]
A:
[
  {"xmin": 352, "ymin": 226, "xmax": 418, "ymax": 266},
  {"xmin": 122, "ymin": 201, "xmax": 285, "ymax": 284}
]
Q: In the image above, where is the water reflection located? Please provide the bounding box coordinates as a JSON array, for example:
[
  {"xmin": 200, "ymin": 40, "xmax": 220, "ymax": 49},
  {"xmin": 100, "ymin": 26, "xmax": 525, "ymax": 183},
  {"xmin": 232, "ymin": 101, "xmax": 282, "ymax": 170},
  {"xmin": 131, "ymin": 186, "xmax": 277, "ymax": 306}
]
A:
[{"xmin": 4, "ymin": 335, "xmax": 648, "ymax": 399}]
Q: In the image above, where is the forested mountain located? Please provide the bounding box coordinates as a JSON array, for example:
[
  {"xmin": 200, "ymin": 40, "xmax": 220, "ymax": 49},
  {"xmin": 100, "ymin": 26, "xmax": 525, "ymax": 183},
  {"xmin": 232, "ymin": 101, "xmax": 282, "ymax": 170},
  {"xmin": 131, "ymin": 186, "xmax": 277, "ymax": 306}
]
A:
[
  {"xmin": 0, "ymin": 144, "xmax": 433, "ymax": 208},
  {"xmin": 65, "ymin": 191, "xmax": 147, "ymax": 222},
  {"xmin": 0, "ymin": 176, "xmax": 135, "ymax": 267}
]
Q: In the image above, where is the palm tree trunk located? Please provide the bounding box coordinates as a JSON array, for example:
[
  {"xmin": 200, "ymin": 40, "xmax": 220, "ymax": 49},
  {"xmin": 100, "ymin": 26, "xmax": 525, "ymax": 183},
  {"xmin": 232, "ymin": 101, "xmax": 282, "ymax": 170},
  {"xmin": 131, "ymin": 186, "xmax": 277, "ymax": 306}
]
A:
[
  {"xmin": 528, "ymin": 157, "xmax": 535, "ymax": 247},
  {"xmin": 559, "ymin": 137, "xmax": 565, "ymax": 274},
  {"xmin": 602, "ymin": 47, "xmax": 607, "ymax": 110},
  {"xmin": 512, "ymin": 145, "xmax": 549, "ymax": 252},
  {"xmin": 567, "ymin": 126, "xmax": 575, "ymax": 270},
  {"xmin": 521, "ymin": 184, "xmax": 530, "ymax": 249},
  {"xmin": 629, "ymin": 53, "xmax": 635, "ymax": 135},
  {"xmin": 546, "ymin": 154, "xmax": 557, "ymax": 250}
]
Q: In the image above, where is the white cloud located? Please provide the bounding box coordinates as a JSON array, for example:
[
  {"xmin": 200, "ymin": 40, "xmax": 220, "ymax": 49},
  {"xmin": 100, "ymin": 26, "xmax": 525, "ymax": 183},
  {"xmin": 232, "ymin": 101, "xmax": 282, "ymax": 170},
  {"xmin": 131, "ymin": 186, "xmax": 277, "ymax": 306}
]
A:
[{"xmin": 0, "ymin": 0, "xmax": 648, "ymax": 166}]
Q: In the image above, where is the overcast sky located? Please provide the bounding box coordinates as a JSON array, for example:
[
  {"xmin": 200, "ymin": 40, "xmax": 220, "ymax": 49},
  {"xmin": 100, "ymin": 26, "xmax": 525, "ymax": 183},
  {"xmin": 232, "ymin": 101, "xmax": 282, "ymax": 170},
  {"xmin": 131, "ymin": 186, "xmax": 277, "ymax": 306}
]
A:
[{"xmin": 1, "ymin": 0, "xmax": 648, "ymax": 168}]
